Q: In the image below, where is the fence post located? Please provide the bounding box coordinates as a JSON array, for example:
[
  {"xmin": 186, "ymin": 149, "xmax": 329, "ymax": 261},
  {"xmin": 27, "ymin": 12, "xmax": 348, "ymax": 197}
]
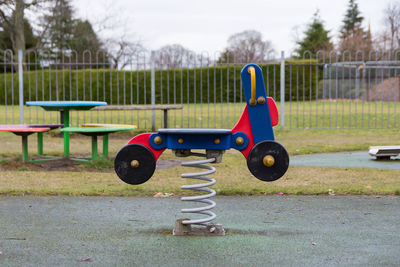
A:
[
  {"xmin": 18, "ymin": 49, "xmax": 24, "ymax": 124},
  {"xmin": 151, "ymin": 51, "xmax": 156, "ymax": 131},
  {"xmin": 280, "ymin": 51, "xmax": 285, "ymax": 130}
]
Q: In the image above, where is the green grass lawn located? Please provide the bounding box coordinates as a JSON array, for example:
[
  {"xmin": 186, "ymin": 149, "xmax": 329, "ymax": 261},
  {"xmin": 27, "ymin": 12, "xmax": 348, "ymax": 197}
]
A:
[
  {"xmin": 1, "ymin": 125, "xmax": 400, "ymax": 196},
  {"xmin": 1, "ymin": 101, "xmax": 400, "ymax": 130},
  {"xmin": 1, "ymin": 101, "xmax": 400, "ymax": 196}
]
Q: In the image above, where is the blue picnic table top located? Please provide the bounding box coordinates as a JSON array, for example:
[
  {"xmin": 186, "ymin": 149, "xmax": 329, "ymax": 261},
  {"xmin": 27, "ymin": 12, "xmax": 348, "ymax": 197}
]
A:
[{"xmin": 26, "ymin": 101, "xmax": 107, "ymax": 111}]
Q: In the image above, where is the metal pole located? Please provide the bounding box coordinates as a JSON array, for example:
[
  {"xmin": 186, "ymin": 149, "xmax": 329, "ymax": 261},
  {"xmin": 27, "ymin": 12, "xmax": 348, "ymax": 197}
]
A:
[
  {"xmin": 18, "ymin": 49, "xmax": 24, "ymax": 124},
  {"xmin": 280, "ymin": 51, "xmax": 285, "ymax": 129},
  {"xmin": 151, "ymin": 51, "xmax": 156, "ymax": 131}
]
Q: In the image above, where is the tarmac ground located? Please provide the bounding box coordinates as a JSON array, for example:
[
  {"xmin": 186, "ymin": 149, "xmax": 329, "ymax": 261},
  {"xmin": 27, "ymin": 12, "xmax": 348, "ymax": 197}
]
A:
[{"xmin": 0, "ymin": 195, "xmax": 399, "ymax": 266}]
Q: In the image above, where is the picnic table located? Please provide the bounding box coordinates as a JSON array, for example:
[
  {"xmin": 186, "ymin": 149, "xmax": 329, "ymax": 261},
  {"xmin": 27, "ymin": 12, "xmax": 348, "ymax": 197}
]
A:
[
  {"xmin": 60, "ymin": 126, "xmax": 134, "ymax": 160},
  {"xmin": 0, "ymin": 124, "xmax": 63, "ymax": 162},
  {"xmin": 0, "ymin": 126, "xmax": 50, "ymax": 162},
  {"xmin": 92, "ymin": 104, "xmax": 183, "ymax": 130},
  {"xmin": 26, "ymin": 101, "xmax": 107, "ymax": 157}
]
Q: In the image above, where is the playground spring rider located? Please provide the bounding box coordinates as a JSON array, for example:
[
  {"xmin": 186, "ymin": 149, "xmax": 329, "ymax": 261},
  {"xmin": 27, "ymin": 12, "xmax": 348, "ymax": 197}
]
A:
[{"xmin": 114, "ymin": 64, "xmax": 290, "ymax": 235}]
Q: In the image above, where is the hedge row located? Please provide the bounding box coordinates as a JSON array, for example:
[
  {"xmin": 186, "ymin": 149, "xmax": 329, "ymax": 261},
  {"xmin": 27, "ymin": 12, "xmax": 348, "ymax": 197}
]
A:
[{"xmin": 0, "ymin": 62, "xmax": 322, "ymax": 105}]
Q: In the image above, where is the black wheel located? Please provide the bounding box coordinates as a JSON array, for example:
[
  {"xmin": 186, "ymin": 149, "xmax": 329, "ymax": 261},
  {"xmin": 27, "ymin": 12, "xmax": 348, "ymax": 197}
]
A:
[
  {"xmin": 114, "ymin": 144, "xmax": 156, "ymax": 185},
  {"xmin": 247, "ymin": 140, "xmax": 289, "ymax": 182}
]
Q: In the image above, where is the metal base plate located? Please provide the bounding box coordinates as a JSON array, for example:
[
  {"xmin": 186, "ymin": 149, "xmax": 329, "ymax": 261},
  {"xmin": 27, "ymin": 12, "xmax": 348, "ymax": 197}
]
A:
[{"xmin": 172, "ymin": 218, "xmax": 225, "ymax": 236}]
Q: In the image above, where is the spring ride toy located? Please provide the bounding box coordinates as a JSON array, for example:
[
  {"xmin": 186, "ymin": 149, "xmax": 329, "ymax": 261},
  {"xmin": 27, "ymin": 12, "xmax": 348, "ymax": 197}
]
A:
[{"xmin": 114, "ymin": 64, "xmax": 290, "ymax": 235}]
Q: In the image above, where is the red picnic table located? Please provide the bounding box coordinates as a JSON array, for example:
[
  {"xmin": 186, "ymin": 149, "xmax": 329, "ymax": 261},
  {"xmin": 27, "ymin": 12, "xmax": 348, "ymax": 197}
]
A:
[{"xmin": 0, "ymin": 125, "xmax": 58, "ymax": 162}]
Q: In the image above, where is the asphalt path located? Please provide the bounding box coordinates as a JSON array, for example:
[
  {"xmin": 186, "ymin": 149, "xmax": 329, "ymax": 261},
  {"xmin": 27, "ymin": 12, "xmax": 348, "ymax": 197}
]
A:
[
  {"xmin": 0, "ymin": 196, "xmax": 399, "ymax": 266},
  {"xmin": 291, "ymin": 151, "xmax": 400, "ymax": 170}
]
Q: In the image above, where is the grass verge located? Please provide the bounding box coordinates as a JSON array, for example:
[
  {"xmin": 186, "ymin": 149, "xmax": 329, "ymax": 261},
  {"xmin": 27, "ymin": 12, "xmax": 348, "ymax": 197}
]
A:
[
  {"xmin": 1, "ymin": 127, "xmax": 400, "ymax": 196},
  {"xmin": 1, "ymin": 151, "xmax": 399, "ymax": 196}
]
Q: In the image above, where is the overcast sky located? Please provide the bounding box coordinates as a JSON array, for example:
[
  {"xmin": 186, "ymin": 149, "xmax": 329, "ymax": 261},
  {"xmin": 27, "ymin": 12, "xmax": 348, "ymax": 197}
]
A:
[{"xmin": 72, "ymin": 0, "xmax": 393, "ymax": 58}]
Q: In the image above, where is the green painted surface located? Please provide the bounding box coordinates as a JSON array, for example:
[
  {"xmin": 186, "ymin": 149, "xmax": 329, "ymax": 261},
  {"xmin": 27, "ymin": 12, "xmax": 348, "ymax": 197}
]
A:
[
  {"xmin": 291, "ymin": 151, "xmax": 400, "ymax": 170},
  {"xmin": 103, "ymin": 135, "xmax": 108, "ymax": 158},
  {"xmin": 63, "ymin": 110, "xmax": 70, "ymax": 157},
  {"xmin": 21, "ymin": 136, "xmax": 28, "ymax": 162},
  {"xmin": 37, "ymin": 132, "xmax": 43, "ymax": 156},
  {"xmin": 60, "ymin": 127, "xmax": 133, "ymax": 160},
  {"xmin": 91, "ymin": 136, "xmax": 98, "ymax": 159},
  {"xmin": 0, "ymin": 196, "xmax": 399, "ymax": 266},
  {"xmin": 61, "ymin": 126, "xmax": 134, "ymax": 133}
]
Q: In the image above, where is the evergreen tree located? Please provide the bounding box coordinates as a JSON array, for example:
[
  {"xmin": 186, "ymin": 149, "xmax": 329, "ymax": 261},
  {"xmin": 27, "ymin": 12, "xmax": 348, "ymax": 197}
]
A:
[
  {"xmin": 70, "ymin": 19, "xmax": 103, "ymax": 55},
  {"xmin": 340, "ymin": 0, "xmax": 364, "ymax": 39},
  {"xmin": 42, "ymin": 0, "xmax": 104, "ymax": 63},
  {"xmin": 296, "ymin": 10, "xmax": 333, "ymax": 57},
  {"xmin": 338, "ymin": 0, "xmax": 372, "ymax": 56},
  {"xmin": 43, "ymin": 0, "xmax": 75, "ymax": 51}
]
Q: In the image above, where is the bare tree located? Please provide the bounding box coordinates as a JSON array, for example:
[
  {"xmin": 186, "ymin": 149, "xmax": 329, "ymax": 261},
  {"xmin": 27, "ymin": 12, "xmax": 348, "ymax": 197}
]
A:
[
  {"xmin": 339, "ymin": 26, "xmax": 373, "ymax": 58},
  {"xmin": 219, "ymin": 30, "xmax": 274, "ymax": 63},
  {"xmin": 103, "ymin": 37, "xmax": 145, "ymax": 69},
  {"xmin": 0, "ymin": 0, "xmax": 49, "ymax": 57},
  {"xmin": 375, "ymin": 30, "xmax": 391, "ymax": 51},
  {"xmin": 87, "ymin": 0, "xmax": 146, "ymax": 69},
  {"xmin": 383, "ymin": 1, "xmax": 400, "ymax": 51},
  {"xmin": 153, "ymin": 44, "xmax": 197, "ymax": 68}
]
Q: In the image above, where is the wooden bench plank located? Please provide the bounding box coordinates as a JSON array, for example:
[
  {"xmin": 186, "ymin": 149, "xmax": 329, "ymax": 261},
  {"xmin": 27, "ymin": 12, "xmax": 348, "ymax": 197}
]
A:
[
  {"xmin": 91, "ymin": 104, "xmax": 183, "ymax": 130},
  {"xmin": 91, "ymin": 104, "xmax": 183, "ymax": 111}
]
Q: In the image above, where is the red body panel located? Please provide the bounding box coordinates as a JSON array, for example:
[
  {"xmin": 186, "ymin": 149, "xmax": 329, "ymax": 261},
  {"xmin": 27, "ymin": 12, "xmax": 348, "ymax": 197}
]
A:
[
  {"xmin": 231, "ymin": 106, "xmax": 254, "ymax": 160},
  {"xmin": 267, "ymin": 97, "xmax": 279, "ymax": 126},
  {"xmin": 127, "ymin": 133, "xmax": 165, "ymax": 160}
]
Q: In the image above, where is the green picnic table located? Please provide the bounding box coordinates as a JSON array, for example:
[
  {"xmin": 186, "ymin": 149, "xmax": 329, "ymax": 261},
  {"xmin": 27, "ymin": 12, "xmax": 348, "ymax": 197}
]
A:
[{"xmin": 60, "ymin": 126, "xmax": 135, "ymax": 161}]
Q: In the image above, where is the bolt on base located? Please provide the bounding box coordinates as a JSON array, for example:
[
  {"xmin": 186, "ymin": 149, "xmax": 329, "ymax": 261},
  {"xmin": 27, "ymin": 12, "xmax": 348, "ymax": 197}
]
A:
[{"xmin": 172, "ymin": 218, "xmax": 225, "ymax": 236}]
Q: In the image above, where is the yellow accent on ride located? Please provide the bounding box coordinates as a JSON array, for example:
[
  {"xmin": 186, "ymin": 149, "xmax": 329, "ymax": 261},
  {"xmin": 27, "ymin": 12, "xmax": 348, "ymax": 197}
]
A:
[
  {"xmin": 235, "ymin": 137, "xmax": 244, "ymax": 145},
  {"xmin": 130, "ymin": 160, "xmax": 139, "ymax": 168},
  {"xmin": 247, "ymin": 66, "xmax": 256, "ymax": 106},
  {"xmin": 154, "ymin": 136, "xmax": 163, "ymax": 145},
  {"xmin": 263, "ymin": 155, "xmax": 275, "ymax": 167}
]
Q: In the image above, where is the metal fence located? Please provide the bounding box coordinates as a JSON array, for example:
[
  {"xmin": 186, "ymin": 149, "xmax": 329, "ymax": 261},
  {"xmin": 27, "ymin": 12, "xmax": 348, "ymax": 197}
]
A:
[{"xmin": 1, "ymin": 49, "xmax": 399, "ymax": 130}]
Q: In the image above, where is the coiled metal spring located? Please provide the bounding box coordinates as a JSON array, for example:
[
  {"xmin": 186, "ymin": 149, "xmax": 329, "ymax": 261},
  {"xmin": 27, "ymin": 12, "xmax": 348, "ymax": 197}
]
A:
[{"xmin": 180, "ymin": 157, "xmax": 217, "ymax": 226}]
